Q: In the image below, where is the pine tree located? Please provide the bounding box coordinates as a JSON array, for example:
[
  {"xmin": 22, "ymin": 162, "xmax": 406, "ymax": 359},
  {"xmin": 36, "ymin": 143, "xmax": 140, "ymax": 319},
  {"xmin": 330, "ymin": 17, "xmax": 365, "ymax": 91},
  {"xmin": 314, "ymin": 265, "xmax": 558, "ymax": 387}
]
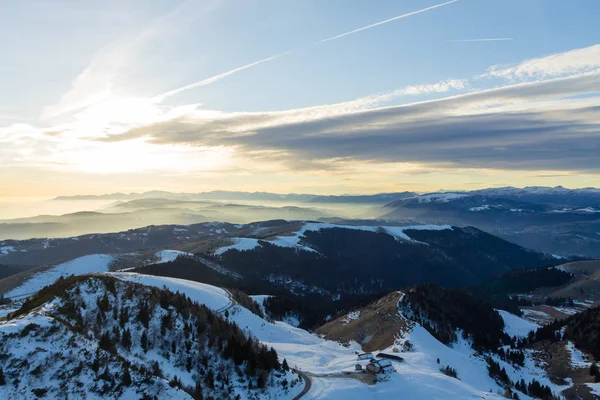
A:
[
  {"xmin": 138, "ymin": 302, "xmax": 150, "ymax": 328},
  {"xmin": 122, "ymin": 366, "xmax": 132, "ymax": 386},
  {"xmin": 119, "ymin": 307, "xmax": 129, "ymax": 328},
  {"xmin": 192, "ymin": 381, "xmax": 204, "ymax": 400},
  {"xmin": 97, "ymin": 292, "xmax": 110, "ymax": 313},
  {"xmin": 282, "ymin": 359, "xmax": 290, "ymax": 371},
  {"xmin": 99, "ymin": 332, "xmax": 114, "ymax": 352},
  {"xmin": 0, "ymin": 367, "xmax": 5, "ymax": 385},
  {"xmin": 152, "ymin": 361, "xmax": 161, "ymax": 377},
  {"xmin": 99, "ymin": 366, "xmax": 112, "ymax": 382},
  {"xmin": 141, "ymin": 331, "xmax": 149, "ymax": 353},
  {"xmin": 121, "ymin": 328, "xmax": 132, "ymax": 350}
]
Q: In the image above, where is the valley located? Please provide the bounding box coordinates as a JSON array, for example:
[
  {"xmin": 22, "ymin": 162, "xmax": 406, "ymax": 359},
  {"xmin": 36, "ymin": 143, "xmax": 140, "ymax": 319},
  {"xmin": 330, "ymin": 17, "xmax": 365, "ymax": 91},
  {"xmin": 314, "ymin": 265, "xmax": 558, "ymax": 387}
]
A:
[{"xmin": 0, "ymin": 211, "xmax": 599, "ymax": 399}]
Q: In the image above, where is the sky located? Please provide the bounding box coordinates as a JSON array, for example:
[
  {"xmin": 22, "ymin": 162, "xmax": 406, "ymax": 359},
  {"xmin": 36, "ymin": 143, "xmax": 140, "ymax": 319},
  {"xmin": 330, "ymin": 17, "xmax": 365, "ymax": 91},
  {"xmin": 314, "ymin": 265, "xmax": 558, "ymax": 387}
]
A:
[{"xmin": 1, "ymin": 0, "xmax": 600, "ymax": 197}]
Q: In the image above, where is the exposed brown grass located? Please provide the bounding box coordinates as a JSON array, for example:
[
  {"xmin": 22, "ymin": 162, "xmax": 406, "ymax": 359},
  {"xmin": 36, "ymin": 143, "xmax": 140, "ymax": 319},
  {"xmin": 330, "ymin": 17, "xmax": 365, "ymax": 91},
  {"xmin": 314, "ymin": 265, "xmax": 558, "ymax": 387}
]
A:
[{"xmin": 316, "ymin": 292, "xmax": 409, "ymax": 352}]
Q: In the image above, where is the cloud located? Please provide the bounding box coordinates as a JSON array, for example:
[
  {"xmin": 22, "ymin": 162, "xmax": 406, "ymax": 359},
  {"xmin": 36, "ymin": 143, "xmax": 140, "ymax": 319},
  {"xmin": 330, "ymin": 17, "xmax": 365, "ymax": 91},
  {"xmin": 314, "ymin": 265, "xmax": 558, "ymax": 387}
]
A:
[
  {"xmin": 445, "ymin": 38, "xmax": 513, "ymax": 43},
  {"xmin": 482, "ymin": 43, "xmax": 600, "ymax": 81},
  {"xmin": 102, "ymin": 71, "xmax": 600, "ymax": 173},
  {"xmin": 41, "ymin": 0, "xmax": 220, "ymax": 120},
  {"xmin": 153, "ymin": 51, "xmax": 291, "ymax": 101},
  {"xmin": 316, "ymin": 0, "xmax": 458, "ymax": 44},
  {"xmin": 155, "ymin": 0, "xmax": 459, "ymax": 101}
]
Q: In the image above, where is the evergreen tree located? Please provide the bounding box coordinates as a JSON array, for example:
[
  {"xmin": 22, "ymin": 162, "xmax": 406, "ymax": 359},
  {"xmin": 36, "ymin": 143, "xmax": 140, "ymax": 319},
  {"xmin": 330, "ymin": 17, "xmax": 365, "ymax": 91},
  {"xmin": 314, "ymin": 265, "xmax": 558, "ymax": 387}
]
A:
[
  {"xmin": 282, "ymin": 359, "xmax": 290, "ymax": 371},
  {"xmin": 138, "ymin": 302, "xmax": 150, "ymax": 328},
  {"xmin": 99, "ymin": 332, "xmax": 114, "ymax": 352},
  {"xmin": 97, "ymin": 292, "xmax": 110, "ymax": 313},
  {"xmin": 192, "ymin": 381, "xmax": 204, "ymax": 400},
  {"xmin": 0, "ymin": 367, "xmax": 5, "ymax": 385},
  {"xmin": 122, "ymin": 366, "xmax": 132, "ymax": 386},
  {"xmin": 121, "ymin": 328, "xmax": 132, "ymax": 350},
  {"xmin": 152, "ymin": 361, "xmax": 162, "ymax": 377},
  {"xmin": 119, "ymin": 307, "xmax": 129, "ymax": 328},
  {"xmin": 141, "ymin": 331, "xmax": 149, "ymax": 353},
  {"xmin": 99, "ymin": 366, "xmax": 112, "ymax": 382}
]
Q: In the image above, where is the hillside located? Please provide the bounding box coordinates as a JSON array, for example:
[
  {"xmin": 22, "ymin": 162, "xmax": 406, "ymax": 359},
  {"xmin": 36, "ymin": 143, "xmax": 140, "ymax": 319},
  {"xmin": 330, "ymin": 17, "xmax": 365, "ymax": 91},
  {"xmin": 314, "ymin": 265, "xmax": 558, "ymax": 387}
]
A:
[
  {"xmin": 469, "ymin": 261, "xmax": 600, "ymax": 325},
  {"xmin": 521, "ymin": 305, "xmax": 600, "ymax": 399},
  {"xmin": 380, "ymin": 191, "xmax": 600, "ymax": 257},
  {"xmin": 0, "ymin": 275, "xmax": 301, "ymax": 399},
  {"xmin": 314, "ymin": 285, "xmax": 572, "ymax": 399},
  {"xmin": 214, "ymin": 222, "xmax": 558, "ymax": 295}
]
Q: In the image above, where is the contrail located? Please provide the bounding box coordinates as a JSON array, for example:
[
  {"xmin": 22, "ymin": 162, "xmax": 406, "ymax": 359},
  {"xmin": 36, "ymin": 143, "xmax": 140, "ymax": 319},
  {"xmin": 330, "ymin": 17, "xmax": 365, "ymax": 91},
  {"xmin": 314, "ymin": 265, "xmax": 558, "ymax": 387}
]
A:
[
  {"xmin": 154, "ymin": 51, "xmax": 291, "ymax": 101},
  {"xmin": 155, "ymin": 0, "xmax": 459, "ymax": 100},
  {"xmin": 316, "ymin": 0, "xmax": 459, "ymax": 44},
  {"xmin": 446, "ymin": 38, "xmax": 513, "ymax": 43}
]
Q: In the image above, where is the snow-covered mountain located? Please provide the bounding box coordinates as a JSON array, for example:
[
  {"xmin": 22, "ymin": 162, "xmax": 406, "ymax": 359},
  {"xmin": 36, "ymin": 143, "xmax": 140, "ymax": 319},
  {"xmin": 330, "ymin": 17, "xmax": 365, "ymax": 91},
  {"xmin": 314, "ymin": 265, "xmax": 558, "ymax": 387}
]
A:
[
  {"xmin": 0, "ymin": 274, "xmax": 302, "ymax": 399},
  {"xmin": 3, "ymin": 262, "xmax": 600, "ymax": 399}
]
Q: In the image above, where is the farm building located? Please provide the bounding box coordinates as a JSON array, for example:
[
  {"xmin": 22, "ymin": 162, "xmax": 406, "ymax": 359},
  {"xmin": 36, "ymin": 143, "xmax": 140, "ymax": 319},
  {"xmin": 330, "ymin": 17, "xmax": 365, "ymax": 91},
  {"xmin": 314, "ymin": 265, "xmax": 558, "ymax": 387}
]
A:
[
  {"xmin": 357, "ymin": 352, "xmax": 374, "ymax": 361},
  {"xmin": 366, "ymin": 359, "xmax": 393, "ymax": 374},
  {"xmin": 377, "ymin": 352, "xmax": 404, "ymax": 362}
]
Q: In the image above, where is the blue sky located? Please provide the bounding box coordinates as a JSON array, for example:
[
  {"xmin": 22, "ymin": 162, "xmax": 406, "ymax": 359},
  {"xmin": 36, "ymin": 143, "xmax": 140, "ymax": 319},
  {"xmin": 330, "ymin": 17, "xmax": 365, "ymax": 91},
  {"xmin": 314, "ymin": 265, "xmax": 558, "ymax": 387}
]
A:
[{"xmin": 1, "ymin": 0, "xmax": 600, "ymax": 196}]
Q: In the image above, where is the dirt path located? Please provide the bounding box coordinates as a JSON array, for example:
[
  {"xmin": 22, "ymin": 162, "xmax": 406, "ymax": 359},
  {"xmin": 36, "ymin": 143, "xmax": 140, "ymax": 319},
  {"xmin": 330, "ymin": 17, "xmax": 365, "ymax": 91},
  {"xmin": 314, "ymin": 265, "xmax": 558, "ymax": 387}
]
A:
[
  {"xmin": 292, "ymin": 369, "xmax": 312, "ymax": 400},
  {"xmin": 215, "ymin": 288, "xmax": 236, "ymax": 314}
]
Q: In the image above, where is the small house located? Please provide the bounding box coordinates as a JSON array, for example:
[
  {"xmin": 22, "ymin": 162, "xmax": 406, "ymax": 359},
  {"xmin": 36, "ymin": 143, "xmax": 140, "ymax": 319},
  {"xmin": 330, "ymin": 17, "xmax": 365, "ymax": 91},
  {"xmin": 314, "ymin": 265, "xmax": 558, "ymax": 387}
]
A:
[
  {"xmin": 357, "ymin": 352, "xmax": 373, "ymax": 361},
  {"xmin": 366, "ymin": 359, "xmax": 393, "ymax": 374},
  {"xmin": 381, "ymin": 364, "xmax": 395, "ymax": 374}
]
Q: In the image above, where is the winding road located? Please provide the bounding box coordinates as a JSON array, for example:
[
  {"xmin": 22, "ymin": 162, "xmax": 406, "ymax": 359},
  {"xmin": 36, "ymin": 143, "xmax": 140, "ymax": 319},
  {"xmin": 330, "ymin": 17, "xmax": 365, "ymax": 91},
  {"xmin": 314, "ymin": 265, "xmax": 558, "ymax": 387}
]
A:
[{"xmin": 292, "ymin": 369, "xmax": 313, "ymax": 400}]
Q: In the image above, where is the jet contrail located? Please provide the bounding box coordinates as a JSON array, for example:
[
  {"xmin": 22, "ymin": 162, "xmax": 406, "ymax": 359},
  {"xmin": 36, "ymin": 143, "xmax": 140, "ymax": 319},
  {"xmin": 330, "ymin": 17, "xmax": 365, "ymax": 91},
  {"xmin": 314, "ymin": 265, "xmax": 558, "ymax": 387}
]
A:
[
  {"xmin": 155, "ymin": 0, "xmax": 459, "ymax": 100},
  {"xmin": 154, "ymin": 51, "xmax": 291, "ymax": 101},
  {"xmin": 446, "ymin": 38, "xmax": 513, "ymax": 43},
  {"xmin": 316, "ymin": 0, "xmax": 459, "ymax": 44}
]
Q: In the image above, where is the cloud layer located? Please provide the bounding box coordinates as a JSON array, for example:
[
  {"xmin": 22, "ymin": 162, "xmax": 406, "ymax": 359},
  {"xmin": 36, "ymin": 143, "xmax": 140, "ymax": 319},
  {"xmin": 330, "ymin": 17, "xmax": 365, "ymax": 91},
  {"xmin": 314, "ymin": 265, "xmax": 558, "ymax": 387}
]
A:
[{"xmin": 103, "ymin": 70, "xmax": 600, "ymax": 173}]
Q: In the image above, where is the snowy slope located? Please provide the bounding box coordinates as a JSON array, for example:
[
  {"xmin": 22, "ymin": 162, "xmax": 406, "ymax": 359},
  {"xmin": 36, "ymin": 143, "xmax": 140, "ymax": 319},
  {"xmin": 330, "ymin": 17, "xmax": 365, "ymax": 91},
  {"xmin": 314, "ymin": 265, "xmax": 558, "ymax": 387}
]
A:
[
  {"xmin": 105, "ymin": 272, "xmax": 231, "ymax": 312},
  {"xmin": 566, "ymin": 341, "xmax": 592, "ymax": 368},
  {"xmin": 4, "ymin": 271, "xmax": 566, "ymax": 399},
  {"xmin": 105, "ymin": 275, "xmax": 560, "ymax": 400},
  {"xmin": 103, "ymin": 274, "xmax": 360, "ymax": 374},
  {"xmin": 0, "ymin": 277, "xmax": 301, "ymax": 399},
  {"xmin": 497, "ymin": 310, "xmax": 540, "ymax": 338},
  {"xmin": 214, "ymin": 222, "xmax": 453, "ymax": 254},
  {"xmin": 4, "ymin": 254, "xmax": 114, "ymax": 299},
  {"xmin": 154, "ymin": 249, "xmax": 192, "ymax": 263},
  {"xmin": 306, "ymin": 324, "xmax": 508, "ymax": 400},
  {"xmin": 215, "ymin": 237, "xmax": 261, "ymax": 255},
  {"xmin": 224, "ymin": 303, "xmax": 361, "ymax": 374}
]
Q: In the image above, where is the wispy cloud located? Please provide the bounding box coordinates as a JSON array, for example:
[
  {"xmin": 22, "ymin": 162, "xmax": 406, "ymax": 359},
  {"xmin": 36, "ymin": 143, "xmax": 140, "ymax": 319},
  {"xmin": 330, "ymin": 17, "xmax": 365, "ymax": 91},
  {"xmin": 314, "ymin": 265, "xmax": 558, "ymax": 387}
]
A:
[
  {"xmin": 153, "ymin": 51, "xmax": 291, "ymax": 101},
  {"xmin": 157, "ymin": 0, "xmax": 459, "ymax": 100},
  {"xmin": 103, "ymin": 71, "xmax": 600, "ymax": 173},
  {"xmin": 41, "ymin": 0, "xmax": 220, "ymax": 121},
  {"xmin": 482, "ymin": 43, "xmax": 600, "ymax": 80},
  {"xmin": 446, "ymin": 38, "xmax": 513, "ymax": 43},
  {"xmin": 316, "ymin": 0, "xmax": 458, "ymax": 44}
]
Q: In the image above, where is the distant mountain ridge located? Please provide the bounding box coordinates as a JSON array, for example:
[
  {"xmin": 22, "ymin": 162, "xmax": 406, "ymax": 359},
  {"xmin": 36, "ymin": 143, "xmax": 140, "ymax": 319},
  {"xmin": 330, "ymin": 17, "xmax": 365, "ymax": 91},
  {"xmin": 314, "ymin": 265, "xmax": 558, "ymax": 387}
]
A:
[
  {"xmin": 54, "ymin": 190, "xmax": 418, "ymax": 204},
  {"xmin": 53, "ymin": 186, "xmax": 600, "ymax": 205}
]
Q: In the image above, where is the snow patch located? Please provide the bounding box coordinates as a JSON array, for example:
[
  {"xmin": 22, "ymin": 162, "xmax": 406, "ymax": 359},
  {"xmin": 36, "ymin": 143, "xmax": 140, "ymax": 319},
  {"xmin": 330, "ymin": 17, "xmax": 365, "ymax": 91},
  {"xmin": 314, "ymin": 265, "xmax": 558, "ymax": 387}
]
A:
[
  {"xmin": 497, "ymin": 310, "xmax": 539, "ymax": 338},
  {"xmin": 214, "ymin": 222, "xmax": 453, "ymax": 255},
  {"xmin": 0, "ymin": 246, "xmax": 16, "ymax": 255},
  {"xmin": 105, "ymin": 272, "xmax": 231, "ymax": 312},
  {"xmin": 566, "ymin": 341, "xmax": 592, "ymax": 368},
  {"xmin": 154, "ymin": 249, "xmax": 191, "ymax": 263},
  {"xmin": 342, "ymin": 311, "xmax": 361, "ymax": 324},
  {"xmin": 416, "ymin": 193, "xmax": 469, "ymax": 203},
  {"xmin": 469, "ymin": 205, "xmax": 490, "ymax": 211},
  {"xmin": 4, "ymin": 254, "xmax": 114, "ymax": 299},
  {"xmin": 214, "ymin": 237, "xmax": 261, "ymax": 255}
]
